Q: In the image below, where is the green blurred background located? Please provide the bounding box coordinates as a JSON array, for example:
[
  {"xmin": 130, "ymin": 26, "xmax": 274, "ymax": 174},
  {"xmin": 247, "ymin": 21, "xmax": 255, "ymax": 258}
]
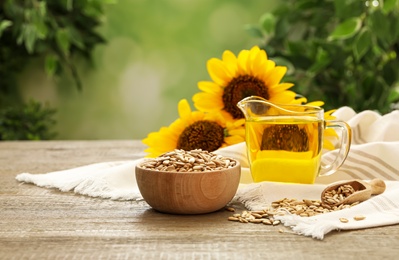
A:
[
  {"xmin": 2, "ymin": 0, "xmax": 399, "ymax": 140},
  {"xmin": 8, "ymin": 0, "xmax": 278, "ymax": 140}
]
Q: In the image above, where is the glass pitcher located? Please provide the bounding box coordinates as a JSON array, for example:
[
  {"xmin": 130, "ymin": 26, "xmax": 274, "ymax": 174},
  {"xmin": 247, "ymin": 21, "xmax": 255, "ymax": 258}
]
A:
[{"xmin": 237, "ymin": 96, "xmax": 351, "ymax": 184}]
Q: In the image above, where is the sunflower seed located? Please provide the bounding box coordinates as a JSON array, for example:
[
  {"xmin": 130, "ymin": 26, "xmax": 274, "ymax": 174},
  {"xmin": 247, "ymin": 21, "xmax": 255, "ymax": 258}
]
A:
[
  {"xmin": 272, "ymin": 220, "xmax": 281, "ymax": 226},
  {"xmin": 139, "ymin": 149, "xmax": 237, "ymax": 172},
  {"xmin": 250, "ymin": 219, "xmax": 263, "ymax": 223},
  {"xmin": 262, "ymin": 219, "xmax": 272, "ymax": 225},
  {"xmin": 340, "ymin": 218, "xmax": 349, "ymax": 223},
  {"xmin": 225, "ymin": 207, "xmax": 235, "ymax": 212},
  {"xmin": 354, "ymin": 215, "xmax": 366, "ymax": 221},
  {"xmin": 251, "ymin": 213, "xmax": 263, "ymax": 219},
  {"xmin": 228, "ymin": 217, "xmax": 239, "ymax": 221}
]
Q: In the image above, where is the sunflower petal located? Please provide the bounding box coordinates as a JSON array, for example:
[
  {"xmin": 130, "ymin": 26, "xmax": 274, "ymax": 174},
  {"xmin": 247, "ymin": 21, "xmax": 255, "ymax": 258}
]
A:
[
  {"xmin": 197, "ymin": 81, "xmax": 224, "ymax": 94},
  {"xmin": 222, "ymin": 50, "xmax": 238, "ymax": 77},
  {"xmin": 227, "ymin": 128, "xmax": 245, "ymax": 136},
  {"xmin": 220, "ymin": 110, "xmax": 235, "ymax": 122},
  {"xmin": 306, "ymin": 101, "xmax": 325, "ymax": 107},
  {"xmin": 324, "ymin": 128, "xmax": 338, "ymax": 137},
  {"xmin": 207, "ymin": 58, "xmax": 230, "ymax": 86},
  {"xmin": 268, "ymin": 83, "xmax": 295, "ymax": 94},
  {"xmin": 237, "ymin": 49, "xmax": 250, "ymax": 74},
  {"xmin": 193, "ymin": 92, "xmax": 224, "ymax": 112},
  {"xmin": 247, "ymin": 46, "xmax": 261, "ymax": 74},
  {"xmin": 265, "ymin": 59, "xmax": 276, "ymax": 70},
  {"xmin": 249, "ymin": 59, "xmax": 267, "ymax": 81},
  {"xmin": 178, "ymin": 99, "xmax": 192, "ymax": 120},
  {"xmin": 258, "ymin": 60, "xmax": 276, "ymax": 82},
  {"xmin": 250, "ymin": 45, "xmax": 260, "ymax": 52},
  {"xmin": 269, "ymin": 91, "xmax": 297, "ymax": 104},
  {"xmin": 224, "ymin": 135, "xmax": 245, "ymax": 145},
  {"xmin": 222, "ymin": 50, "xmax": 236, "ymax": 63},
  {"xmin": 323, "ymin": 140, "xmax": 336, "ymax": 150},
  {"xmin": 292, "ymin": 96, "xmax": 308, "ymax": 104},
  {"xmin": 142, "ymin": 126, "xmax": 178, "ymax": 157},
  {"xmin": 250, "ymin": 48, "xmax": 267, "ymax": 77},
  {"xmin": 231, "ymin": 118, "xmax": 245, "ymax": 127},
  {"xmin": 265, "ymin": 66, "xmax": 287, "ymax": 86},
  {"xmin": 187, "ymin": 111, "xmax": 205, "ymax": 125},
  {"xmin": 324, "ymin": 109, "xmax": 337, "ymax": 120}
]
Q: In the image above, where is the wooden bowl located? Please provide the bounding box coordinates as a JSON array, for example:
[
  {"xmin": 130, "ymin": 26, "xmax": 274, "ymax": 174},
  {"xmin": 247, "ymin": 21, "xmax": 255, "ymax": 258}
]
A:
[{"xmin": 135, "ymin": 160, "xmax": 241, "ymax": 214}]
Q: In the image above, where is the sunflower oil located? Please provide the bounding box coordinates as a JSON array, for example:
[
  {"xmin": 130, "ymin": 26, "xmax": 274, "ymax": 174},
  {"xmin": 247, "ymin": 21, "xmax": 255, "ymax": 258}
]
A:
[{"xmin": 245, "ymin": 116, "xmax": 323, "ymax": 184}]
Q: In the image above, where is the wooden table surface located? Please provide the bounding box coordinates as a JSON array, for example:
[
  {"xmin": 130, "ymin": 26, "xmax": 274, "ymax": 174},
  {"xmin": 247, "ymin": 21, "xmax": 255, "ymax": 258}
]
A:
[{"xmin": 1, "ymin": 140, "xmax": 398, "ymax": 259}]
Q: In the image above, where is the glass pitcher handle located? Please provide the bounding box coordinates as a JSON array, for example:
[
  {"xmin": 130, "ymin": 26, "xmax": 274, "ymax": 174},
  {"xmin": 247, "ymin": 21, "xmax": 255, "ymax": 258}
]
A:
[{"xmin": 319, "ymin": 120, "xmax": 352, "ymax": 176}]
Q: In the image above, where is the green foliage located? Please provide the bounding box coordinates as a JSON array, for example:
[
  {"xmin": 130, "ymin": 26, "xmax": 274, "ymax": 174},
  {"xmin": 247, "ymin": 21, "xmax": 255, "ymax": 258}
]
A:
[
  {"xmin": 0, "ymin": 0, "xmax": 111, "ymax": 90},
  {"xmin": 0, "ymin": 0, "xmax": 113, "ymax": 140},
  {"xmin": 246, "ymin": 0, "xmax": 399, "ymax": 113},
  {"xmin": 0, "ymin": 101, "xmax": 56, "ymax": 140}
]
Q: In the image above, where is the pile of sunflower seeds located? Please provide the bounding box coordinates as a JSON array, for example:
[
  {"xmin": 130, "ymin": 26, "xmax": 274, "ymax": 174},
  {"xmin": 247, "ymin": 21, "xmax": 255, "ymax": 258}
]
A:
[
  {"xmin": 139, "ymin": 149, "xmax": 237, "ymax": 172},
  {"xmin": 321, "ymin": 184, "xmax": 356, "ymax": 206},
  {"xmin": 227, "ymin": 182, "xmax": 368, "ymax": 227},
  {"xmin": 270, "ymin": 197, "xmax": 359, "ymax": 216},
  {"xmin": 227, "ymin": 197, "xmax": 361, "ymax": 225},
  {"xmin": 226, "ymin": 207, "xmax": 282, "ymax": 226}
]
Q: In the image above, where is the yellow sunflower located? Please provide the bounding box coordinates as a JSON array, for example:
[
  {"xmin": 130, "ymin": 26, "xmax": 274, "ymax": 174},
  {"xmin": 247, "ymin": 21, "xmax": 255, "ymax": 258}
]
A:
[
  {"xmin": 193, "ymin": 46, "xmax": 300, "ymax": 121},
  {"xmin": 142, "ymin": 99, "xmax": 245, "ymax": 158}
]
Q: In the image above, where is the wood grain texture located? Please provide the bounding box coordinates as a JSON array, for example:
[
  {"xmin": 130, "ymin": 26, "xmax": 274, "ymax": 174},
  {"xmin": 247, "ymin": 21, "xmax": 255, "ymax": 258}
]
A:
[{"xmin": 1, "ymin": 141, "xmax": 399, "ymax": 259}]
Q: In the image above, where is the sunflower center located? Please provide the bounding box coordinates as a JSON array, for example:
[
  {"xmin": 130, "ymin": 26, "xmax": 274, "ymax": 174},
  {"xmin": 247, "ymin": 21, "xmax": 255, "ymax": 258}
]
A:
[
  {"xmin": 177, "ymin": 120, "xmax": 225, "ymax": 152},
  {"xmin": 261, "ymin": 125, "xmax": 309, "ymax": 152},
  {"xmin": 222, "ymin": 75, "xmax": 270, "ymax": 119}
]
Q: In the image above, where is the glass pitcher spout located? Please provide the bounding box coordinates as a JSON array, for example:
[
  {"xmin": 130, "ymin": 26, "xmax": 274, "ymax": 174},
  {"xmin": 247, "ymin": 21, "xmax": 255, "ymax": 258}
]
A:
[
  {"xmin": 237, "ymin": 96, "xmax": 271, "ymax": 120},
  {"xmin": 236, "ymin": 95, "xmax": 322, "ymax": 120}
]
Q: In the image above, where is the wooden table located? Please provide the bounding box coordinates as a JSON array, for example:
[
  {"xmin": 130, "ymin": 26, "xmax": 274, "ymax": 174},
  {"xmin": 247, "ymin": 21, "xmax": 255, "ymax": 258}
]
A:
[{"xmin": 1, "ymin": 141, "xmax": 398, "ymax": 259}]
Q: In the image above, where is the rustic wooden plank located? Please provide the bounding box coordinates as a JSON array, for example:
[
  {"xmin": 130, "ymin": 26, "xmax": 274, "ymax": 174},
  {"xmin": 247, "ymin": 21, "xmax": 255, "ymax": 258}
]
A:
[{"xmin": 1, "ymin": 141, "xmax": 399, "ymax": 259}]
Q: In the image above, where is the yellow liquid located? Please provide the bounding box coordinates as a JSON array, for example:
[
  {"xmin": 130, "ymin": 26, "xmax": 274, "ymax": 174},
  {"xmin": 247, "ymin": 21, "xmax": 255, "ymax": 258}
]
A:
[{"xmin": 246, "ymin": 116, "xmax": 322, "ymax": 184}]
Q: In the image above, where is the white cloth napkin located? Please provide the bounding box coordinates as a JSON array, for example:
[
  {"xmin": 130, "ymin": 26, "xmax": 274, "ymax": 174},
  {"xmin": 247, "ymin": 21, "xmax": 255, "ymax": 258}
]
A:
[
  {"xmin": 16, "ymin": 107, "xmax": 399, "ymax": 239},
  {"xmin": 17, "ymin": 160, "xmax": 145, "ymax": 201},
  {"xmin": 234, "ymin": 181, "xmax": 399, "ymax": 240}
]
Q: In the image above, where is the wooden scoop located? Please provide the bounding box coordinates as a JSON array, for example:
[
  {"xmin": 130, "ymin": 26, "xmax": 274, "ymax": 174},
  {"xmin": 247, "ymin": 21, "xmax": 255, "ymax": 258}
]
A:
[{"xmin": 321, "ymin": 178, "xmax": 386, "ymax": 206}]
